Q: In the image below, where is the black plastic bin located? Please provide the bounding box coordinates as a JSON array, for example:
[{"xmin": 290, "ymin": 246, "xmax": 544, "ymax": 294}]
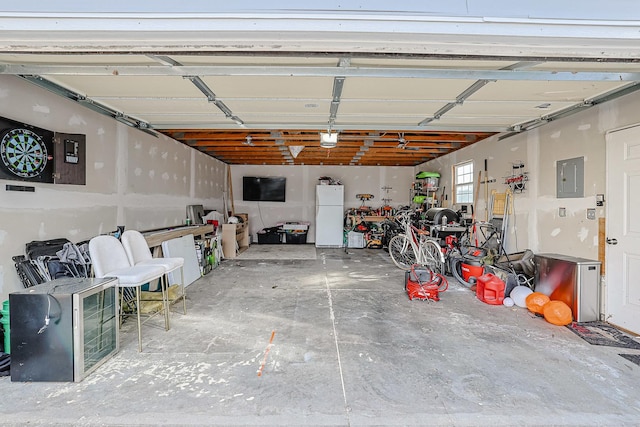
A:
[
  {"xmin": 257, "ymin": 227, "xmax": 282, "ymax": 244},
  {"xmin": 284, "ymin": 231, "xmax": 308, "ymax": 244}
]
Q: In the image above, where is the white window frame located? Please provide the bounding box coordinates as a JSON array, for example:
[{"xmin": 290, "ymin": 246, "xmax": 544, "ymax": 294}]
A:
[{"xmin": 454, "ymin": 161, "xmax": 474, "ymax": 205}]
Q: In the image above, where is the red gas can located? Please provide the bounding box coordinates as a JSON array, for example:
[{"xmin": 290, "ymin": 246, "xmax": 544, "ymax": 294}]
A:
[{"xmin": 476, "ymin": 273, "xmax": 505, "ymax": 305}]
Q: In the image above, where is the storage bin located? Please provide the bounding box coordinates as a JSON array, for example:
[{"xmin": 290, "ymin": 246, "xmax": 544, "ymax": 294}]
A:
[
  {"xmin": 258, "ymin": 233, "xmax": 281, "ymax": 244},
  {"xmin": 285, "ymin": 231, "xmax": 308, "ymax": 244},
  {"xmin": 348, "ymin": 231, "xmax": 365, "ymax": 248},
  {"xmin": 281, "ymin": 222, "xmax": 309, "ymax": 232},
  {"xmin": 257, "ymin": 227, "xmax": 282, "ymax": 244},
  {"xmin": 415, "ymin": 171, "xmax": 440, "ymax": 189},
  {"xmin": 424, "ymin": 177, "xmax": 439, "ymax": 190}
]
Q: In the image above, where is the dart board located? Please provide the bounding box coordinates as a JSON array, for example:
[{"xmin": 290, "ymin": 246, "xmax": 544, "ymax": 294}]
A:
[
  {"xmin": 0, "ymin": 126, "xmax": 54, "ymax": 182},
  {"xmin": 1, "ymin": 128, "xmax": 48, "ymax": 178}
]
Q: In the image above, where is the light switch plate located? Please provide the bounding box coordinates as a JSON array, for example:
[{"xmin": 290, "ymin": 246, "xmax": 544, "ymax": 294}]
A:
[
  {"xmin": 587, "ymin": 208, "xmax": 596, "ymax": 220},
  {"xmin": 559, "ymin": 207, "xmax": 566, "ymax": 217}
]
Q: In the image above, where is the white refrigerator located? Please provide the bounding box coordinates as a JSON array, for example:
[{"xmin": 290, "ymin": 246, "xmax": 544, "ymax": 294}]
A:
[{"xmin": 315, "ymin": 185, "xmax": 344, "ymax": 247}]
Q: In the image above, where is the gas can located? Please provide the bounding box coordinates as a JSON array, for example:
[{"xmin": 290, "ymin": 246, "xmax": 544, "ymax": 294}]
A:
[{"xmin": 476, "ymin": 273, "xmax": 505, "ymax": 305}]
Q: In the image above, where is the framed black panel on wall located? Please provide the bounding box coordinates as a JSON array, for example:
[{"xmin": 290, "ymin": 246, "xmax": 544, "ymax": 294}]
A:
[
  {"xmin": 0, "ymin": 116, "xmax": 55, "ymax": 183},
  {"xmin": 53, "ymin": 132, "xmax": 86, "ymax": 185}
]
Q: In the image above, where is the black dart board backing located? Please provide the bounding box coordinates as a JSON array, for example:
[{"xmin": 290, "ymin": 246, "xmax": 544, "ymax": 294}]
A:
[{"xmin": 0, "ymin": 117, "xmax": 55, "ymax": 183}]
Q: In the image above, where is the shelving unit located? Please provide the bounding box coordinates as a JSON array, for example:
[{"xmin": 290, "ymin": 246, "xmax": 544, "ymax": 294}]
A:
[
  {"xmin": 346, "ymin": 215, "xmax": 393, "ymax": 227},
  {"xmin": 411, "ymin": 172, "xmax": 440, "ymax": 209},
  {"xmin": 221, "ymin": 213, "xmax": 250, "ymax": 258}
]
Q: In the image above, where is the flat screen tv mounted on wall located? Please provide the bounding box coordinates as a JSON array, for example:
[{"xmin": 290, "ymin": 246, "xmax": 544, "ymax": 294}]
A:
[{"xmin": 243, "ymin": 176, "xmax": 286, "ymax": 202}]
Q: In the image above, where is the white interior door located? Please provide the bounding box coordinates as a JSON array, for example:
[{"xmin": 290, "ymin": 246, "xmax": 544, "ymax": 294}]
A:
[{"xmin": 605, "ymin": 125, "xmax": 640, "ymax": 333}]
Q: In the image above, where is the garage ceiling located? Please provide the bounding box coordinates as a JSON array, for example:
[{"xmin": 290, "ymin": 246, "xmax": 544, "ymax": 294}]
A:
[{"xmin": 2, "ymin": 8, "xmax": 640, "ymax": 166}]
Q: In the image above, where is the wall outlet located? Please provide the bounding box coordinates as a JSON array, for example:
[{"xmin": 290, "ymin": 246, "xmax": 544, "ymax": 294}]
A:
[
  {"xmin": 559, "ymin": 207, "xmax": 566, "ymax": 217},
  {"xmin": 587, "ymin": 208, "xmax": 596, "ymax": 220}
]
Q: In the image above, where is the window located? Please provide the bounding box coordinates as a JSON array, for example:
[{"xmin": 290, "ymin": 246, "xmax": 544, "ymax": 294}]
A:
[{"xmin": 455, "ymin": 161, "xmax": 474, "ymax": 204}]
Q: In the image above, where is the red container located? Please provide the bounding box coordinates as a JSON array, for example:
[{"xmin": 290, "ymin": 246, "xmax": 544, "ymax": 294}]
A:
[
  {"xmin": 461, "ymin": 260, "xmax": 484, "ymax": 282},
  {"xmin": 476, "ymin": 273, "xmax": 505, "ymax": 305}
]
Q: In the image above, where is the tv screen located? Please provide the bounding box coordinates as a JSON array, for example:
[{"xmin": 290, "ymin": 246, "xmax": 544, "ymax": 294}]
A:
[{"xmin": 243, "ymin": 176, "xmax": 286, "ymax": 202}]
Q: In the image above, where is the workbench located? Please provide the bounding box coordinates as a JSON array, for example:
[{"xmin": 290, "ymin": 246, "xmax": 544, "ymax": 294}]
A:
[{"xmin": 143, "ymin": 224, "xmax": 215, "ymax": 256}]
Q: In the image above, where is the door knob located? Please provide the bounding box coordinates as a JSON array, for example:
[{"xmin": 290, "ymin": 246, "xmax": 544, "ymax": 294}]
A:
[{"xmin": 606, "ymin": 238, "xmax": 618, "ymax": 245}]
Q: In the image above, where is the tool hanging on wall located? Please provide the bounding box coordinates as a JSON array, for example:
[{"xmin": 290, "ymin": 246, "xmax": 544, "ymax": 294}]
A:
[
  {"xmin": 471, "ymin": 170, "xmax": 482, "ymax": 246},
  {"xmin": 504, "ymin": 162, "xmax": 529, "ymax": 193},
  {"xmin": 481, "ymin": 159, "xmax": 497, "ymax": 221},
  {"xmin": 381, "ymin": 186, "xmax": 393, "ymax": 206},
  {"xmin": 356, "ymin": 193, "xmax": 374, "ymax": 207},
  {"xmin": 224, "ymin": 166, "xmax": 235, "ymax": 220},
  {"xmin": 485, "ymin": 159, "xmax": 489, "ymax": 220}
]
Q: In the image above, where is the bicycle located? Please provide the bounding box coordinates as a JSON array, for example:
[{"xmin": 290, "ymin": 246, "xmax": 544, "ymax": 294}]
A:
[{"xmin": 387, "ymin": 210, "xmax": 445, "ymax": 273}]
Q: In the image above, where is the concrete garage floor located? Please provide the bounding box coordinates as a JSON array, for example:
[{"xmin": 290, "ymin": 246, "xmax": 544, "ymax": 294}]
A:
[{"xmin": 2, "ymin": 246, "xmax": 640, "ymax": 426}]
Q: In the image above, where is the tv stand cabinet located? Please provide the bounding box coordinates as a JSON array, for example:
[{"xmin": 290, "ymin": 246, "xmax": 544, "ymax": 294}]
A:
[{"xmin": 222, "ymin": 214, "xmax": 250, "ymax": 258}]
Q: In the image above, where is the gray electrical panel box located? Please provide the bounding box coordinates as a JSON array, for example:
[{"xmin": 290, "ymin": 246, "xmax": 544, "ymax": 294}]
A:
[{"xmin": 557, "ymin": 156, "xmax": 584, "ymax": 198}]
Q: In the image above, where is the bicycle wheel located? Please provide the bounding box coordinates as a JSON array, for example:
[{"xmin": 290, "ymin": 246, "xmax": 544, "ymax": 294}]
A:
[
  {"xmin": 388, "ymin": 234, "xmax": 417, "ymax": 269},
  {"xmin": 421, "ymin": 240, "xmax": 444, "ymax": 274}
]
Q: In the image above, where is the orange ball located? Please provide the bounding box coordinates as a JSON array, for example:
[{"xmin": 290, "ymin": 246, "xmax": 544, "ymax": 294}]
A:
[
  {"xmin": 525, "ymin": 292, "xmax": 551, "ymax": 314},
  {"xmin": 543, "ymin": 300, "xmax": 573, "ymax": 326}
]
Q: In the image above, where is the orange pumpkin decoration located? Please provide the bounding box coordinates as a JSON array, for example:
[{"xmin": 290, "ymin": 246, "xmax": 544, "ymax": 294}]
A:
[
  {"xmin": 525, "ymin": 292, "xmax": 550, "ymax": 314},
  {"xmin": 543, "ymin": 300, "xmax": 573, "ymax": 326}
]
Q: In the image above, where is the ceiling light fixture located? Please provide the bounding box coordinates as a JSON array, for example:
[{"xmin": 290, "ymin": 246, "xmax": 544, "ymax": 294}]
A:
[
  {"xmin": 320, "ymin": 131, "xmax": 338, "ymax": 148},
  {"xmin": 396, "ymin": 132, "xmax": 408, "ymax": 149}
]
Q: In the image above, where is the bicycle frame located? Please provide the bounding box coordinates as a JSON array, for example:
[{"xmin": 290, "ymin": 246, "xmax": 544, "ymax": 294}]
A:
[{"xmin": 389, "ymin": 211, "xmax": 445, "ymax": 271}]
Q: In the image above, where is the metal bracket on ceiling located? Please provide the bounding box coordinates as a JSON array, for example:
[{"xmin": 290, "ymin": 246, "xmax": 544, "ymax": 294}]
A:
[
  {"xmin": 152, "ymin": 54, "xmax": 246, "ymax": 127},
  {"xmin": 328, "ymin": 58, "xmax": 349, "ymax": 129},
  {"xmin": 417, "ymin": 62, "xmax": 537, "ymax": 128}
]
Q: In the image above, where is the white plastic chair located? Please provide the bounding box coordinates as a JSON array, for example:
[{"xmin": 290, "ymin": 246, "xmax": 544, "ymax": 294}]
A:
[
  {"xmin": 121, "ymin": 230, "xmax": 186, "ymax": 329},
  {"xmin": 89, "ymin": 235, "xmax": 166, "ymax": 352}
]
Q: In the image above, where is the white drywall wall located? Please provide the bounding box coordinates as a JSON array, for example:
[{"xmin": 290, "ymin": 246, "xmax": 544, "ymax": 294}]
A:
[
  {"xmin": 0, "ymin": 75, "xmax": 226, "ymax": 301},
  {"xmin": 417, "ymin": 89, "xmax": 640, "ymax": 260},
  {"xmin": 230, "ymin": 164, "xmax": 414, "ymax": 242}
]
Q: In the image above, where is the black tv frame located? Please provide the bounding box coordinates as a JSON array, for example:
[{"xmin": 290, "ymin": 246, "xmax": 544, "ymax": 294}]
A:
[{"xmin": 242, "ymin": 176, "xmax": 286, "ymax": 202}]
